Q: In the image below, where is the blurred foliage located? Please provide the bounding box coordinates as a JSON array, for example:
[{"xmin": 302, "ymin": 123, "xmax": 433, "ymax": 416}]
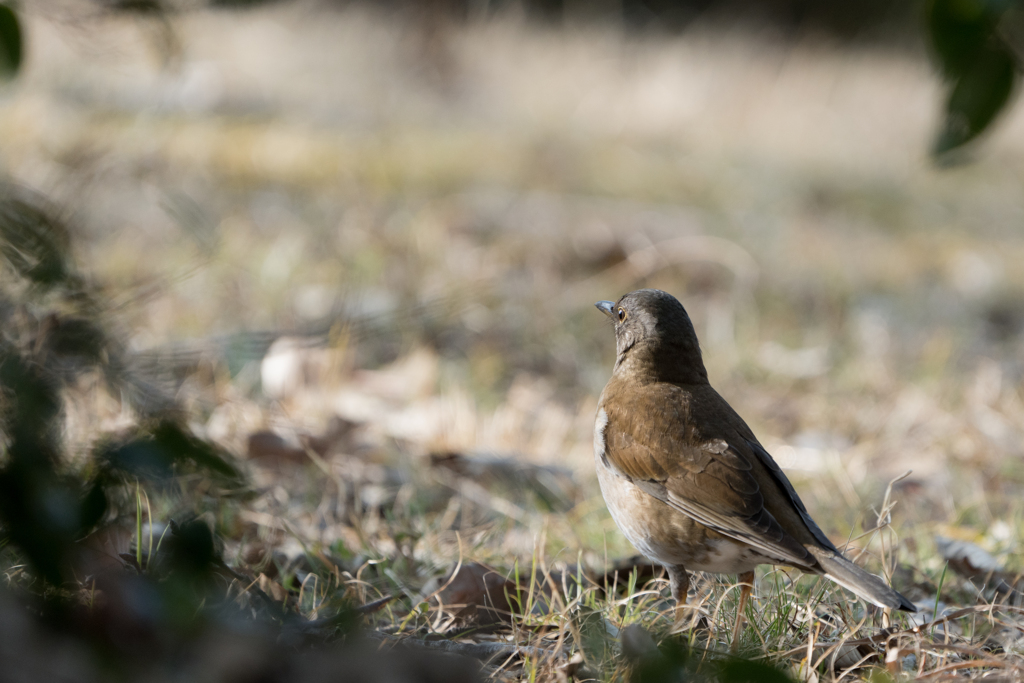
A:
[
  {"xmin": 0, "ymin": 184, "xmax": 237, "ymax": 586},
  {"xmin": 103, "ymin": 0, "xmax": 165, "ymax": 13},
  {"xmin": 0, "ymin": 185, "xmax": 481, "ymax": 683},
  {"xmin": 0, "ymin": 2, "xmax": 20, "ymax": 81},
  {"xmin": 626, "ymin": 633, "xmax": 796, "ymax": 683},
  {"xmin": 0, "ymin": 343, "xmax": 104, "ymax": 586},
  {"xmin": 926, "ymin": 0, "xmax": 1022, "ymax": 156},
  {"xmin": 90, "ymin": 0, "xmax": 918, "ymax": 36},
  {"xmin": 2, "ymin": 0, "xmax": 1018, "ymax": 157},
  {"xmin": 101, "ymin": 421, "xmax": 241, "ymax": 484},
  {"xmin": 0, "ymin": 188, "xmax": 104, "ymax": 586},
  {"xmin": 0, "ymin": 189, "xmax": 75, "ymax": 289},
  {"xmin": 10, "ymin": 0, "xmax": 1009, "ymax": 159}
]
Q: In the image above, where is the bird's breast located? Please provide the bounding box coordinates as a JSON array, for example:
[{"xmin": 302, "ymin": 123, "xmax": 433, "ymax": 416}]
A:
[{"xmin": 594, "ymin": 407, "xmax": 768, "ymax": 574}]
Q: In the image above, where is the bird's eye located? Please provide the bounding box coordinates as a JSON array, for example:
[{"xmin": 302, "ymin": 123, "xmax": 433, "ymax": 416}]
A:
[{"xmin": 617, "ymin": 308, "xmax": 626, "ymax": 322}]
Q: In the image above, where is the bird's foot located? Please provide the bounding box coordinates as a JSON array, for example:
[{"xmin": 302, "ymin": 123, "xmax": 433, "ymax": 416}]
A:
[{"xmin": 729, "ymin": 571, "xmax": 755, "ymax": 653}]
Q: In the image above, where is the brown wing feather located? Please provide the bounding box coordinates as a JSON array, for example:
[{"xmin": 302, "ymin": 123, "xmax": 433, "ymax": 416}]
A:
[{"xmin": 600, "ymin": 379, "xmax": 815, "ymax": 569}]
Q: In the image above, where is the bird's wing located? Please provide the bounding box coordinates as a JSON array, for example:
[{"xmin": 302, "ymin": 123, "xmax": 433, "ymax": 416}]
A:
[
  {"xmin": 599, "ymin": 381, "xmax": 816, "ymax": 569},
  {"xmin": 743, "ymin": 438, "xmax": 840, "ymax": 554}
]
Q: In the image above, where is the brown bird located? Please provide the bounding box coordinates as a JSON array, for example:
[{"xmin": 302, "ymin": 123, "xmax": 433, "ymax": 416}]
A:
[{"xmin": 594, "ymin": 289, "xmax": 915, "ymax": 645}]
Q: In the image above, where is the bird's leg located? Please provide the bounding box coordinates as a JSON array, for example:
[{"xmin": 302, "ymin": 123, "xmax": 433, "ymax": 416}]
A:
[
  {"xmin": 666, "ymin": 565, "xmax": 690, "ymax": 627},
  {"xmin": 730, "ymin": 570, "xmax": 755, "ymax": 652}
]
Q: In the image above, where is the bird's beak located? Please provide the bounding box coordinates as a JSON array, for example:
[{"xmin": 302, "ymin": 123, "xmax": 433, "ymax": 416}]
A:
[{"xmin": 595, "ymin": 300, "xmax": 615, "ymax": 318}]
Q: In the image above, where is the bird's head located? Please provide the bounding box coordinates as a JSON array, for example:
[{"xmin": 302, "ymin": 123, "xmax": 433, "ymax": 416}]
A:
[{"xmin": 596, "ymin": 289, "xmax": 708, "ymax": 383}]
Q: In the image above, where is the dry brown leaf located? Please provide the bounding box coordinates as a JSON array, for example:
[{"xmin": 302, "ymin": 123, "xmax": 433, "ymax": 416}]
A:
[
  {"xmin": 259, "ymin": 573, "xmax": 289, "ymax": 603},
  {"xmin": 74, "ymin": 525, "xmax": 133, "ymax": 582},
  {"xmin": 247, "ymin": 430, "xmax": 307, "ymax": 464},
  {"xmin": 301, "ymin": 415, "xmax": 360, "ymax": 456},
  {"xmin": 433, "ymin": 562, "xmax": 522, "ymax": 626},
  {"xmin": 936, "ymin": 536, "xmax": 1018, "ymax": 595}
]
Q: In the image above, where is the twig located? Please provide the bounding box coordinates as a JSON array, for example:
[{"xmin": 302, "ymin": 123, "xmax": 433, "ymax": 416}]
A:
[
  {"xmin": 782, "ymin": 602, "xmax": 1024, "ymax": 663},
  {"xmin": 218, "ymin": 561, "xmax": 281, "ymax": 614},
  {"xmin": 356, "ymin": 594, "xmax": 396, "ymax": 616},
  {"xmin": 367, "ymin": 631, "xmax": 556, "ymax": 663},
  {"xmin": 914, "ymin": 657, "xmax": 1018, "ymax": 680},
  {"xmin": 288, "ymin": 595, "xmax": 396, "ymax": 636}
]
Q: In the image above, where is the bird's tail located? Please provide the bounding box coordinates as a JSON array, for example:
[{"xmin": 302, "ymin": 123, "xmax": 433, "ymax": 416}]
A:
[{"xmin": 808, "ymin": 547, "xmax": 916, "ymax": 612}]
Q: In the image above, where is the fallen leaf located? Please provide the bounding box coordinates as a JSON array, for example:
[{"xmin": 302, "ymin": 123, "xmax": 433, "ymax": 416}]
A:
[
  {"xmin": 301, "ymin": 415, "xmax": 360, "ymax": 456},
  {"xmin": 433, "ymin": 562, "xmax": 521, "ymax": 626},
  {"xmin": 74, "ymin": 525, "xmax": 132, "ymax": 581},
  {"xmin": 936, "ymin": 535, "xmax": 1018, "ymax": 596},
  {"xmin": 259, "ymin": 573, "xmax": 289, "ymax": 603},
  {"xmin": 247, "ymin": 430, "xmax": 307, "ymax": 464}
]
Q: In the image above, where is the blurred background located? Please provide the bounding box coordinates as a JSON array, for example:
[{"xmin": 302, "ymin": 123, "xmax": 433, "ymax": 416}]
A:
[{"xmin": 2, "ymin": 0, "xmax": 1024, "ymax": 679}]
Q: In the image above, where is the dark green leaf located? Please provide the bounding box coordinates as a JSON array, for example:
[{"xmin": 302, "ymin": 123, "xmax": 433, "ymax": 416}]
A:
[
  {"xmin": 0, "ymin": 3, "xmax": 21, "ymax": 80},
  {"xmin": 167, "ymin": 518, "xmax": 216, "ymax": 576},
  {"xmin": 78, "ymin": 481, "xmax": 108, "ymax": 534},
  {"xmin": 718, "ymin": 658, "xmax": 795, "ymax": 683},
  {"xmin": 209, "ymin": 0, "xmax": 281, "ymax": 7},
  {"xmin": 151, "ymin": 421, "xmax": 239, "ymax": 479},
  {"xmin": 926, "ymin": 0, "xmax": 1007, "ymax": 77},
  {"xmin": 102, "ymin": 421, "xmax": 240, "ymax": 483},
  {"xmin": 105, "ymin": 0, "xmax": 164, "ymax": 13},
  {"xmin": 934, "ymin": 44, "xmax": 1017, "ymax": 154},
  {"xmin": 628, "ymin": 635, "xmax": 689, "ymax": 683},
  {"xmin": 573, "ymin": 605, "xmax": 616, "ymax": 670},
  {"xmin": 104, "ymin": 439, "xmax": 176, "ymax": 481}
]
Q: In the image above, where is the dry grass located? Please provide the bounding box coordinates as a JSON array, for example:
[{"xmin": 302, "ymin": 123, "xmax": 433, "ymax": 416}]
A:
[{"xmin": 4, "ymin": 2, "xmax": 1024, "ymax": 680}]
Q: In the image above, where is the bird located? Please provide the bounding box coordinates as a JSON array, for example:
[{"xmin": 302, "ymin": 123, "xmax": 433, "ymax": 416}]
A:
[{"xmin": 593, "ymin": 289, "xmax": 915, "ymax": 646}]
